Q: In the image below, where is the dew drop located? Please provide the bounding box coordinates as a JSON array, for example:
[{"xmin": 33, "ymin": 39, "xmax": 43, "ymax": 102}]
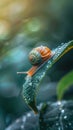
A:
[
  {"xmin": 58, "ymin": 127, "xmax": 61, "ymax": 130},
  {"xmin": 28, "ymin": 98, "xmax": 31, "ymax": 101},
  {"xmin": 22, "ymin": 116, "xmax": 26, "ymax": 122},
  {"xmin": 16, "ymin": 119, "xmax": 20, "ymax": 123},
  {"xmin": 61, "ymin": 109, "xmax": 64, "ymax": 113},
  {"xmin": 61, "ymin": 43, "xmax": 64, "ymax": 46},
  {"xmin": 56, "ymin": 123, "xmax": 59, "ymax": 126},
  {"xmin": 64, "ymin": 116, "xmax": 67, "ymax": 119},
  {"xmin": 57, "ymin": 101, "xmax": 62, "ymax": 106},
  {"xmin": 69, "ymin": 123, "xmax": 71, "ymax": 126},
  {"xmin": 27, "ymin": 113, "xmax": 31, "ymax": 117},
  {"xmin": 21, "ymin": 125, "xmax": 24, "ymax": 129},
  {"xmin": 29, "ymin": 82, "xmax": 32, "ymax": 86}
]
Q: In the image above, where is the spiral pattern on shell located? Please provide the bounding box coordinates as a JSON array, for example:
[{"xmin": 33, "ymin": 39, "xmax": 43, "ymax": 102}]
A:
[{"xmin": 29, "ymin": 46, "xmax": 52, "ymax": 65}]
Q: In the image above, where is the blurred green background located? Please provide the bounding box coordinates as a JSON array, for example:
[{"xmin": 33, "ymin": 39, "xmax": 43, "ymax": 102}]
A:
[{"xmin": 0, "ymin": 0, "xmax": 73, "ymax": 129}]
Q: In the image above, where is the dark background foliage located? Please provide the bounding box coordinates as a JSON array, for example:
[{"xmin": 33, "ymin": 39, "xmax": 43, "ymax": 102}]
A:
[{"xmin": 0, "ymin": 0, "xmax": 73, "ymax": 129}]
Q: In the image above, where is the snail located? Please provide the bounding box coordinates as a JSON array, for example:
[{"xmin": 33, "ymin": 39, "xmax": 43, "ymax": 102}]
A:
[
  {"xmin": 17, "ymin": 45, "xmax": 53, "ymax": 76},
  {"xmin": 17, "ymin": 42, "xmax": 73, "ymax": 114}
]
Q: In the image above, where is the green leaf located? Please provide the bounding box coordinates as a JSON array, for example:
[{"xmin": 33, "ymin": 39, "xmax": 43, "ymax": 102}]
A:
[
  {"xmin": 57, "ymin": 70, "xmax": 73, "ymax": 100},
  {"xmin": 22, "ymin": 40, "xmax": 73, "ymax": 113}
]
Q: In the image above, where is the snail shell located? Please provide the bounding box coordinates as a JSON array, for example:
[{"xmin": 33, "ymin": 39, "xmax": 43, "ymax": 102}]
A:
[
  {"xmin": 17, "ymin": 46, "xmax": 52, "ymax": 77},
  {"xmin": 29, "ymin": 46, "xmax": 52, "ymax": 65}
]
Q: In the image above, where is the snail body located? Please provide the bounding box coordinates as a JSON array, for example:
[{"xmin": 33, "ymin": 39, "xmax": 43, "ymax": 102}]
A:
[{"xmin": 17, "ymin": 46, "xmax": 53, "ymax": 76}]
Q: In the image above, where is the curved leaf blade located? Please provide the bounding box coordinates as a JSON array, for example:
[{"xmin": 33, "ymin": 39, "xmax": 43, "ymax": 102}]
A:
[
  {"xmin": 22, "ymin": 40, "xmax": 73, "ymax": 113},
  {"xmin": 57, "ymin": 70, "xmax": 73, "ymax": 100}
]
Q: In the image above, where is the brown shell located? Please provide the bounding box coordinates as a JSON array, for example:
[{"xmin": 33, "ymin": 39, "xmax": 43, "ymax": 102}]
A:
[
  {"xmin": 35, "ymin": 46, "xmax": 52, "ymax": 61},
  {"xmin": 17, "ymin": 46, "xmax": 52, "ymax": 77},
  {"xmin": 27, "ymin": 46, "xmax": 52, "ymax": 76}
]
